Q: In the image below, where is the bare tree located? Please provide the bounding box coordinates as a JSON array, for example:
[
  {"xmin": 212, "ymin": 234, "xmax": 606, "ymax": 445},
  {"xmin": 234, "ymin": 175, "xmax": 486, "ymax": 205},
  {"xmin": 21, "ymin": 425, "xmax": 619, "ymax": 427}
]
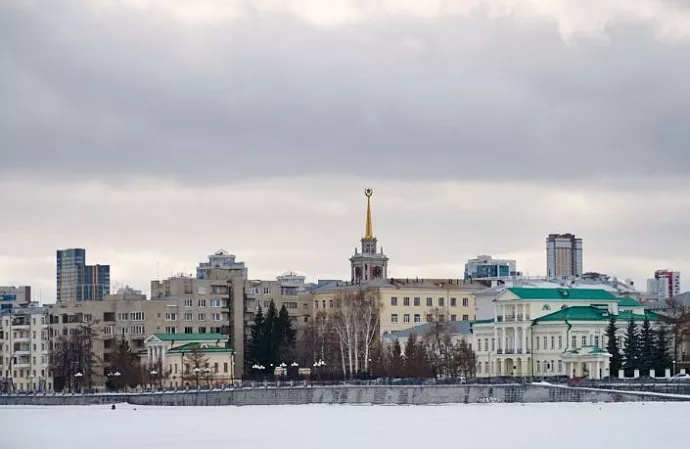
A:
[
  {"xmin": 665, "ymin": 297, "xmax": 690, "ymax": 362},
  {"xmin": 183, "ymin": 346, "xmax": 209, "ymax": 387}
]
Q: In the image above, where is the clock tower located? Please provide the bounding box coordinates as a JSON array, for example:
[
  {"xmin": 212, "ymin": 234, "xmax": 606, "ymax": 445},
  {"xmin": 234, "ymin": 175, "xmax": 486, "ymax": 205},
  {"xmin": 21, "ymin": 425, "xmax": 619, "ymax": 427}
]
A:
[{"xmin": 350, "ymin": 188, "xmax": 389, "ymax": 284}]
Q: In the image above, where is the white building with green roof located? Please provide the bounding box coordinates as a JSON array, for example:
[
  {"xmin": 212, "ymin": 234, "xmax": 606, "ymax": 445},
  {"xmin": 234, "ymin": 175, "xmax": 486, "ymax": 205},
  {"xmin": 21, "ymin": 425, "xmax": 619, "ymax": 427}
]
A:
[{"xmin": 472, "ymin": 287, "xmax": 659, "ymax": 380}]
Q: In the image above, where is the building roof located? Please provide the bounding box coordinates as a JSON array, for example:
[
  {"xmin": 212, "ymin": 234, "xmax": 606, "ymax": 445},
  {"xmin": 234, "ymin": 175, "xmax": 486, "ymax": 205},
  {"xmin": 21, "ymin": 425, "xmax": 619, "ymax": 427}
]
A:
[
  {"xmin": 533, "ymin": 306, "xmax": 658, "ymax": 324},
  {"xmin": 507, "ymin": 287, "xmax": 617, "ymax": 301},
  {"xmin": 383, "ymin": 320, "xmax": 472, "ymax": 340},
  {"xmin": 311, "ymin": 278, "xmax": 488, "ymax": 294},
  {"xmin": 153, "ymin": 333, "xmax": 226, "ymax": 342},
  {"xmin": 166, "ymin": 342, "xmax": 234, "ymax": 354},
  {"xmin": 617, "ymin": 297, "xmax": 643, "ymax": 307}
]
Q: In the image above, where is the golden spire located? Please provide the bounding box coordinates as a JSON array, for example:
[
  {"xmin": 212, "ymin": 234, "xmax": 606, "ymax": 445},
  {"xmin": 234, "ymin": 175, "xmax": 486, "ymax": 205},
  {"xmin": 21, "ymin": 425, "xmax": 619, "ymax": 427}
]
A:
[{"xmin": 364, "ymin": 188, "xmax": 374, "ymax": 239}]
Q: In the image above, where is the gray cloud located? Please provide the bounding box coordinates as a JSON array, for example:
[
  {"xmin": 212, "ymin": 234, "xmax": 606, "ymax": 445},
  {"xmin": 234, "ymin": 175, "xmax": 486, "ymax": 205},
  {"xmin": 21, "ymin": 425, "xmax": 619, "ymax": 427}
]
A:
[{"xmin": 1, "ymin": 1, "xmax": 690, "ymax": 185}]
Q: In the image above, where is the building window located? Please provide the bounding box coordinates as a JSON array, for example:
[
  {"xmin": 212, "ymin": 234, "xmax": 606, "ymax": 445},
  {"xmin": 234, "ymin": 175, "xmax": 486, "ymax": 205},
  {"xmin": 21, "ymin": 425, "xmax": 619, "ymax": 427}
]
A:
[
  {"xmin": 582, "ymin": 336, "xmax": 587, "ymax": 347},
  {"xmin": 426, "ymin": 297, "xmax": 433, "ymax": 306},
  {"xmin": 543, "ymin": 336, "xmax": 547, "ymax": 350},
  {"xmin": 558, "ymin": 336, "xmax": 563, "ymax": 349},
  {"xmin": 328, "ymin": 300, "xmax": 334, "ymax": 308},
  {"xmin": 212, "ymin": 313, "xmax": 222, "ymax": 321},
  {"xmin": 184, "ymin": 327, "xmax": 193, "ymax": 334},
  {"xmin": 451, "ymin": 298, "xmax": 457, "ymax": 307},
  {"xmin": 462, "ymin": 314, "xmax": 469, "ymax": 321},
  {"xmin": 536, "ymin": 362, "xmax": 541, "ymax": 373},
  {"xmin": 165, "ymin": 326, "xmax": 177, "ymax": 334},
  {"xmin": 391, "ymin": 297, "xmax": 398, "ymax": 306},
  {"xmin": 491, "ymin": 338, "xmax": 495, "ymax": 351},
  {"xmin": 184, "ymin": 313, "xmax": 193, "ymax": 321},
  {"xmin": 118, "ymin": 313, "xmax": 129, "ymax": 321},
  {"xmin": 130, "ymin": 312, "xmax": 144, "ymax": 321},
  {"xmin": 450, "ymin": 314, "xmax": 457, "ymax": 322},
  {"xmin": 198, "ymin": 299, "xmax": 207, "ymax": 307},
  {"xmin": 214, "ymin": 363, "xmax": 219, "ymax": 373},
  {"xmin": 391, "ymin": 314, "xmax": 398, "ymax": 323},
  {"xmin": 594, "ymin": 336, "xmax": 600, "ymax": 347},
  {"xmin": 484, "ymin": 338, "xmax": 489, "ymax": 352},
  {"xmin": 414, "ymin": 314, "xmax": 421, "ymax": 323},
  {"xmin": 439, "ymin": 314, "xmax": 445, "ymax": 322},
  {"xmin": 403, "ymin": 314, "xmax": 410, "ymax": 323},
  {"xmin": 462, "ymin": 297, "xmax": 469, "ymax": 307},
  {"xmin": 130, "ymin": 325, "xmax": 145, "ymax": 335},
  {"xmin": 542, "ymin": 305, "xmax": 551, "ymax": 311},
  {"xmin": 184, "ymin": 299, "xmax": 193, "ymax": 307},
  {"xmin": 165, "ymin": 313, "xmax": 177, "ymax": 321},
  {"xmin": 478, "ymin": 362, "xmax": 482, "ymax": 373},
  {"xmin": 572, "ymin": 336, "xmax": 577, "ymax": 348},
  {"xmin": 223, "ymin": 362, "xmax": 229, "ymax": 373},
  {"xmin": 263, "ymin": 287, "xmax": 271, "ymax": 295},
  {"xmin": 558, "ymin": 360, "xmax": 563, "ymax": 373},
  {"xmin": 413, "ymin": 297, "xmax": 420, "ymax": 306},
  {"xmin": 438, "ymin": 298, "xmax": 445, "ymax": 307},
  {"xmin": 536, "ymin": 338, "xmax": 540, "ymax": 350},
  {"xmin": 550, "ymin": 336, "xmax": 555, "ymax": 350},
  {"xmin": 403, "ymin": 297, "xmax": 410, "ymax": 306},
  {"xmin": 211, "ymin": 299, "xmax": 223, "ymax": 307},
  {"xmin": 198, "ymin": 313, "xmax": 206, "ymax": 321},
  {"xmin": 198, "ymin": 326, "xmax": 206, "ymax": 334}
]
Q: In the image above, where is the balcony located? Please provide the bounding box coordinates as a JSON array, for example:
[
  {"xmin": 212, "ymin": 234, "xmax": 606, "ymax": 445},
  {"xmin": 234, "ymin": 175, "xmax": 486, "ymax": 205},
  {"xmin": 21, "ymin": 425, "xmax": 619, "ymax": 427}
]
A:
[
  {"xmin": 505, "ymin": 349, "xmax": 515, "ymax": 354},
  {"xmin": 496, "ymin": 349, "xmax": 503, "ymax": 354},
  {"xmin": 14, "ymin": 335, "xmax": 30, "ymax": 343},
  {"xmin": 517, "ymin": 314, "xmax": 523, "ymax": 321},
  {"xmin": 496, "ymin": 316, "xmax": 503, "ymax": 322},
  {"xmin": 517, "ymin": 349, "xmax": 523, "ymax": 354},
  {"xmin": 504, "ymin": 315, "xmax": 516, "ymax": 322}
]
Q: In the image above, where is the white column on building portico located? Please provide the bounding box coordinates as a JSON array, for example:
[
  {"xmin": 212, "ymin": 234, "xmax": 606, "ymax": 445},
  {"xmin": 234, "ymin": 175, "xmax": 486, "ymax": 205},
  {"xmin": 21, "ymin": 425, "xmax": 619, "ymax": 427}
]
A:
[{"xmin": 523, "ymin": 326, "xmax": 528, "ymax": 354}]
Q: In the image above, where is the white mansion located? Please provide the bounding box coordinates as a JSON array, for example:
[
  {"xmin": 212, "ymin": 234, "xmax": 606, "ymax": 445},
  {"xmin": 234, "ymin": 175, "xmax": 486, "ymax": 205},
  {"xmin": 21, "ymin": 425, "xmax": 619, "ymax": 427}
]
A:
[{"xmin": 472, "ymin": 287, "xmax": 659, "ymax": 380}]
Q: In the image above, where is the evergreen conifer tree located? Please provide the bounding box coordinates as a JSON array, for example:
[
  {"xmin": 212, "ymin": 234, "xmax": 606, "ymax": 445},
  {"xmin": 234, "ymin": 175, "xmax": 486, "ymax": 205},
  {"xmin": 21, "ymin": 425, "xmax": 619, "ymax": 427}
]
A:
[
  {"xmin": 653, "ymin": 326, "xmax": 672, "ymax": 375},
  {"xmin": 246, "ymin": 306, "xmax": 265, "ymax": 371},
  {"xmin": 622, "ymin": 319, "xmax": 640, "ymax": 374},
  {"xmin": 388, "ymin": 339, "xmax": 404, "ymax": 378},
  {"xmin": 403, "ymin": 333, "xmax": 419, "ymax": 378},
  {"xmin": 262, "ymin": 300, "xmax": 279, "ymax": 364},
  {"xmin": 605, "ymin": 315, "xmax": 622, "ymax": 376},
  {"xmin": 275, "ymin": 304, "xmax": 296, "ymax": 362},
  {"xmin": 640, "ymin": 316, "xmax": 655, "ymax": 375}
]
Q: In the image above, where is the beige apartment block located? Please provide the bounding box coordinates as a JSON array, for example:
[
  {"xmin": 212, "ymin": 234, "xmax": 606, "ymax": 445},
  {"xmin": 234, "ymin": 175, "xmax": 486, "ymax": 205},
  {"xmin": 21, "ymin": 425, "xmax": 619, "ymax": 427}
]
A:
[
  {"xmin": 311, "ymin": 278, "xmax": 484, "ymax": 336},
  {"xmin": 1, "ymin": 304, "xmax": 52, "ymax": 393}
]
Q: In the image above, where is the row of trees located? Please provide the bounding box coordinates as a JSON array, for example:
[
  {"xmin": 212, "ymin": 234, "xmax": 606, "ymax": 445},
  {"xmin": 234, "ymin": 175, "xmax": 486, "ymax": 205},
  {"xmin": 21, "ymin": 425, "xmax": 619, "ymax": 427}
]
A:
[
  {"xmin": 606, "ymin": 316, "xmax": 671, "ymax": 376},
  {"xmin": 296, "ymin": 291, "xmax": 477, "ymax": 380},
  {"xmin": 245, "ymin": 300, "xmax": 297, "ymax": 374},
  {"xmin": 379, "ymin": 332, "xmax": 476, "ymax": 379}
]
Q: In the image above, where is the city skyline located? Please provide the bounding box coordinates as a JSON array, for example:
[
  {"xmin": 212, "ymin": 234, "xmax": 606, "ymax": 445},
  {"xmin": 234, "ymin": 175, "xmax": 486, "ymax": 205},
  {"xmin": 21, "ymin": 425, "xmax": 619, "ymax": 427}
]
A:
[{"xmin": 1, "ymin": 1, "xmax": 689, "ymax": 301}]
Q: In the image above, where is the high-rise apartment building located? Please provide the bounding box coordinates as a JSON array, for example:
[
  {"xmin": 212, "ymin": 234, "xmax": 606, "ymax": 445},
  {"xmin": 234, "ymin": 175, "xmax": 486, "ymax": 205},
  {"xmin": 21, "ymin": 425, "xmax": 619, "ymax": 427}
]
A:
[
  {"xmin": 56, "ymin": 248, "xmax": 110, "ymax": 302},
  {"xmin": 647, "ymin": 270, "xmax": 681, "ymax": 299},
  {"xmin": 464, "ymin": 255, "xmax": 517, "ymax": 279},
  {"xmin": 546, "ymin": 233, "xmax": 583, "ymax": 278}
]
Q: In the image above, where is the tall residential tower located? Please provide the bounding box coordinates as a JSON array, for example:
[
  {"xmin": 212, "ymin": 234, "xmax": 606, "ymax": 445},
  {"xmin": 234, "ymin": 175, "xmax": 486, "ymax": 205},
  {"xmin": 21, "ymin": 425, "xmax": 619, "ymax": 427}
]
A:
[
  {"xmin": 56, "ymin": 248, "xmax": 110, "ymax": 302},
  {"xmin": 546, "ymin": 233, "xmax": 583, "ymax": 278}
]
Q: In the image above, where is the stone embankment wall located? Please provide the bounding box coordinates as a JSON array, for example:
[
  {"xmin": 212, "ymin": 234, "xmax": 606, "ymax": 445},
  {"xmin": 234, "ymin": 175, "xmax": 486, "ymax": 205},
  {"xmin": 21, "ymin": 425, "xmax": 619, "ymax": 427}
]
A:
[{"xmin": 1, "ymin": 384, "xmax": 688, "ymax": 407}]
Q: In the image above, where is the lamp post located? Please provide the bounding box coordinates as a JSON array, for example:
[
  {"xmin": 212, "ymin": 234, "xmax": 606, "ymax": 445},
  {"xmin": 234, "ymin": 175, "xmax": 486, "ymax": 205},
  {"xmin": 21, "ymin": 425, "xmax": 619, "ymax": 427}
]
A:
[
  {"xmin": 313, "ymin": 359, "xmax": 326, "ymax": 383},
  {"xmin": 74, "ymin": 372, "xmax": 83, "ymax": 394},
  {"xmin": 150, "ymin": 370, "xmax": 158, "ymax": 390},
  {"xmin": 252, "ymin": 364, "xmax": 265, "ymax": 383},
  {"xmin": 193, "ymin": 367, "xmax": 200, "ymax": 389},
  {"xmin": 203, "ymin": 367, "xmax": 212, "ymax": 388},
  {"xmin": 673, "ymin": 360, "xmax": 677, "ymax": 377},
  {"xmin": 279, "ymin": 363, "xmax": 287, "ymax": 382},
  {"xmin": 291, "ymin": 362, "xmax": 299, "ymax": 381}
]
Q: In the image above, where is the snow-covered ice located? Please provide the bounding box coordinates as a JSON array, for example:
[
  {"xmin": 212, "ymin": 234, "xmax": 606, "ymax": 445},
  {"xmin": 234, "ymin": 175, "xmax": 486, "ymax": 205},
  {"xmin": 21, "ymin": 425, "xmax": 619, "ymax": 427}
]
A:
[{"xmin": 2, "ymin": 402, "xmax": 688, "ymax": 449}]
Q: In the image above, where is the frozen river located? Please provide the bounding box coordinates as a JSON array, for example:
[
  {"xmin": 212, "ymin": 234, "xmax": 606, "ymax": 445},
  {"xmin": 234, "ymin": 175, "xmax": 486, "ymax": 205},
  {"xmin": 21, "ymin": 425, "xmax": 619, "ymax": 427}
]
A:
[{"xmin": 2, "ymin": 402, "xmax": 688, "ymax": 449}]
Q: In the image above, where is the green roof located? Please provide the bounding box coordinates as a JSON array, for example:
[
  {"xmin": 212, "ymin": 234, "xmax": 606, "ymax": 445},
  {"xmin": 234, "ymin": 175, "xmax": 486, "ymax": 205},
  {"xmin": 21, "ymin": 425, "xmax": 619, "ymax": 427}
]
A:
[
  {"xmin": 167, "ymin": 346, "xmax": 234, "ymax": 354},
  {"xmin": 534, "ymin": 306, "xmax": 658, "ymax": 324},
  {"xmin": 534, "ymin": 306, "xmax": 611, "ymax": 323},
  {"xmin": 617, "ymin": 297, "xmax": 642, "ymax": 307},
  {"xmin": 471, "ymin": 319, "xmax": 495, "ymax": 325},
  {"xmin": 508, "ymin": 288, "xmax": 617, "ymax": 301},
  {"xmin": 153, "ymin": 333, "xmax": 226, "ymax": 342}
]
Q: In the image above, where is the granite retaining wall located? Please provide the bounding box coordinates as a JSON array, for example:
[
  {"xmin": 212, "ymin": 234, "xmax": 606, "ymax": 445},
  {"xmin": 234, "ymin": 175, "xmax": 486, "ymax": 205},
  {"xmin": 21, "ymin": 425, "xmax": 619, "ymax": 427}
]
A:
[{"xmin": 1, "ymin": 384, "xmax": 688, "ymax": 406}]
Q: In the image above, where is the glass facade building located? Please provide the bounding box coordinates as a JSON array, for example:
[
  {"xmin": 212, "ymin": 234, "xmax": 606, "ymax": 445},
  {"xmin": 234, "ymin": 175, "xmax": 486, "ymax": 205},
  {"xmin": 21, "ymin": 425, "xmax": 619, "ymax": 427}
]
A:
[{"xmin": 57, "ymin": 249, "xmax": 110, "ymax": 302}]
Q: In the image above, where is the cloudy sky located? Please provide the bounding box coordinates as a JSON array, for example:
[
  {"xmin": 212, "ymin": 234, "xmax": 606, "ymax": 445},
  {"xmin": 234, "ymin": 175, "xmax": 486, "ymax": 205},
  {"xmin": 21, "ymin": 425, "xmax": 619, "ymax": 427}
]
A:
[{"xmin": 1, "ymin": 0, "xmax": 690, "ymax": 302}]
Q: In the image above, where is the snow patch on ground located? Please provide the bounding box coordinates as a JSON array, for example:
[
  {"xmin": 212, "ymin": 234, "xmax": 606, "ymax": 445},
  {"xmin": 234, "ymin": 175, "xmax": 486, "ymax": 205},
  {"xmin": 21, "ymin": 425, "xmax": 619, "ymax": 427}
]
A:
[{"xmin": 2, "ymin": 402, "xmax": 688, "ymax": 449}]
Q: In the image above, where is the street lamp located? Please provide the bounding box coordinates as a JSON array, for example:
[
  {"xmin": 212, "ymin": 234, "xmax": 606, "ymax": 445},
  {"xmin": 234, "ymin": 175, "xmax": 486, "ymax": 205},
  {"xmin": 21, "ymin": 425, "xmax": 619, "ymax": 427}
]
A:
[
  {"xmin": 252, "ymin": 364, "xmax": 265, "ymax": 382},
  {"xmin": 74, "ymin": 372, "xmax": 83, "ymax": 393},
  {"xmin": 673, "ymin": 360, "xmax": 677, "ymax": 377},
  {"xmin": 150, "ymin": 370, "xmax": 158, "ymax": 390},
  {"xmin": 192, "ymin": 367, "xmax": 200, "ymax": 389},
  {"xmin": 279, "ymin": 363, "xmax": 287, "ymax": 382},
  {"xmin": 313, "ymin": 359, "xmax": 326, "ymax": 382}
]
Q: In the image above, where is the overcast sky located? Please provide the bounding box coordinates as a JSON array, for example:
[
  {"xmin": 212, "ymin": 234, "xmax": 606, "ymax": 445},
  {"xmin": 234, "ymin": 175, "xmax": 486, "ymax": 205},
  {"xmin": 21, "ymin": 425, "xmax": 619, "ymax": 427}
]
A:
[{"xmin": 2, "ymin": 0, "xmax": 690, "ymax": 302}]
